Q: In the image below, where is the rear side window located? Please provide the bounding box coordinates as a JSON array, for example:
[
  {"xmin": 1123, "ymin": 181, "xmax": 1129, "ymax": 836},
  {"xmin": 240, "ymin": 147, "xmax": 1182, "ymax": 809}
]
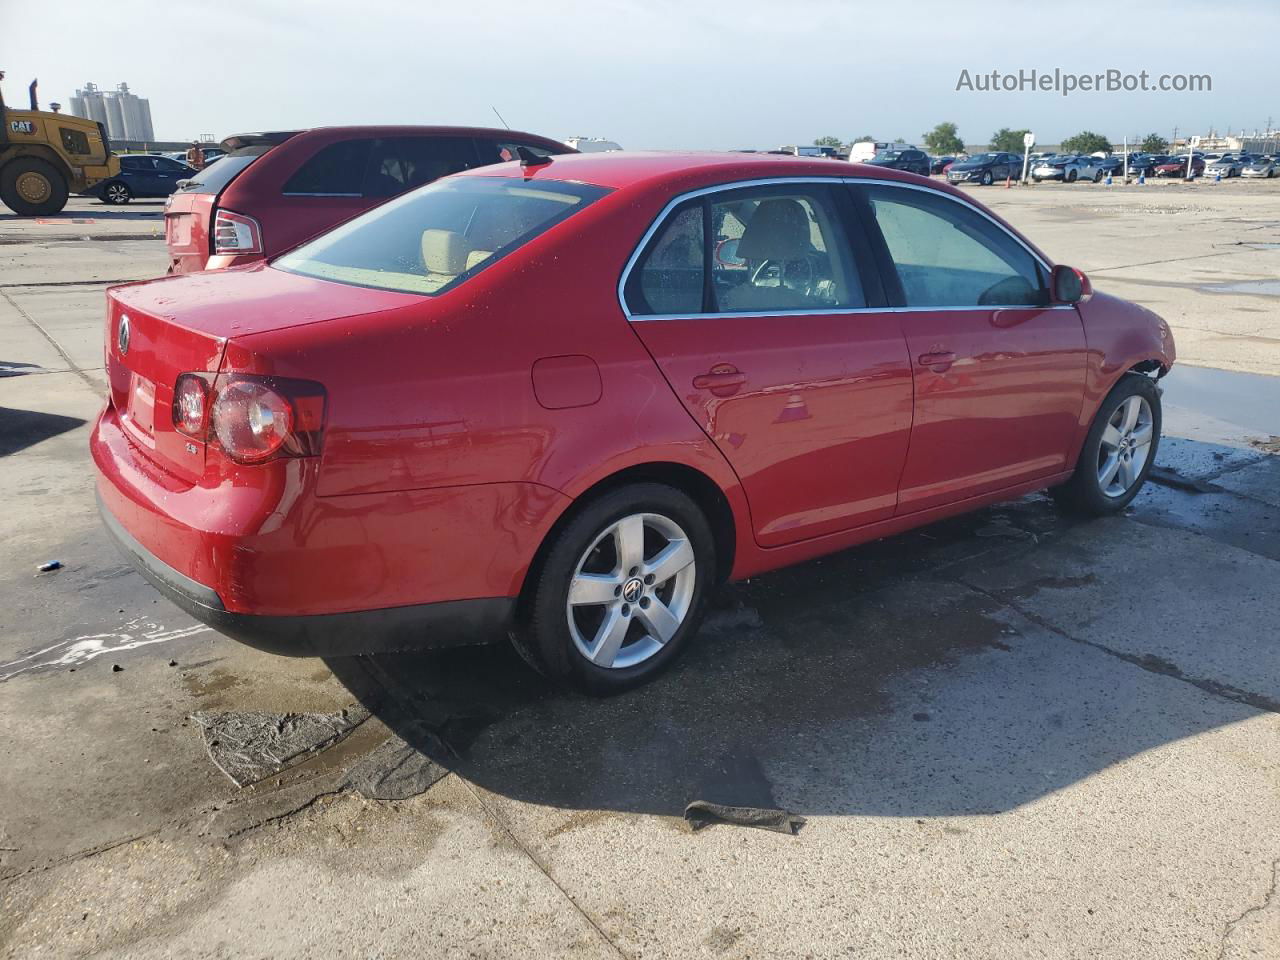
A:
[
  {"xmin": 863, "ymin": 185, "xmax": 1045, "ymax": 307},
  {"xmin": 282, "ymin": 139, "xmax": 372, "ymax": 196},
  {"xmin": 275, "ymin": 177, "xmax": 610, "ymax": 296},
  {"xmin": 625, "ymin": 203, "xmax": 705, "ymax": 315}
]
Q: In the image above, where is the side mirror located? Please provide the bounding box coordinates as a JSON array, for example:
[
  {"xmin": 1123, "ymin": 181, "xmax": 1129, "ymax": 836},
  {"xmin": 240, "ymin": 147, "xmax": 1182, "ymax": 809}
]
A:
[{"xmin": 1051, "ymin": 264, "xmax": 1092, "ymax": 304}]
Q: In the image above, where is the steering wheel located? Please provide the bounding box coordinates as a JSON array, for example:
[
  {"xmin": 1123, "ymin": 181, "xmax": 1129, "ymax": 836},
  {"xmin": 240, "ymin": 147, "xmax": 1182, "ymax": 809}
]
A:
[{"xmin": 751, "ymin": 256, "xmax": 815, "ymax": 294}]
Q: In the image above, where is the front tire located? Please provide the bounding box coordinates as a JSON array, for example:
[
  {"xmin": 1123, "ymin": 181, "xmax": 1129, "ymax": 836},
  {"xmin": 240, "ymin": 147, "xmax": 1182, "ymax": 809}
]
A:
[
  {"xmin": 516, "ymin": 483, "xmax": 716, "ymax": 694},
  {"xmin": 1067, "ymin": 169, "xmax": 1078, "ymax": 183},
  {"xmin": 1052, "ymin": 374, "xmax": 1161, "ymax": 516},
  {"xmin": 0, "ymin": 158, "xmax": 69, "ymax": 216},
  {"xmin": 980, "ymin": 171, "xmax": 993, "ymax": 186}
]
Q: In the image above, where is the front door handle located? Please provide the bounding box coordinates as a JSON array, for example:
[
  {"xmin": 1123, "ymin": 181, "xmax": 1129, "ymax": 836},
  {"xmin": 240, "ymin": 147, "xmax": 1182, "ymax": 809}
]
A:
[
  {"xmin": 917, "ymin": 351, "xmax": 957, "ymax": 373},
  {"xmin": 693, "ymin": 365, "xmax": 747, "ymax": 396}
]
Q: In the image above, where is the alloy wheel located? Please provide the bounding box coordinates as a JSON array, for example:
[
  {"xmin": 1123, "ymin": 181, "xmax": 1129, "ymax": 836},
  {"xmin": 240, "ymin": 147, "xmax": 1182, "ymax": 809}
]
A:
[
  {"xmin": 1097, "ymin": 395, "xmax": 1154, "ymax": 498},
  {"xmin": 566, "ymin": 512, "xmax": 696, "ymax": 669},
  {"xmin": 106, "ymin": 183, "xmax": 129, "ymax": 203}
]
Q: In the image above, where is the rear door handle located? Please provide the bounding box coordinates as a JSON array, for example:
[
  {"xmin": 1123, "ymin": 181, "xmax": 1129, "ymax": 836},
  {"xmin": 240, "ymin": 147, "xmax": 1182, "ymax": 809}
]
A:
[
  {"xmin": 917, "ymin": 351, "xmax": 957, "ymax": 372},
  {"xmin": 693, "ymin": 366, "xmax": 747, "ymax": 396}
]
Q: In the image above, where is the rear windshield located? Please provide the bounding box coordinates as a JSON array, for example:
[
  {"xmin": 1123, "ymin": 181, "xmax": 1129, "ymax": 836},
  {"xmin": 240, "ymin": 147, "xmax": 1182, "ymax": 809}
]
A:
[
  {"xmin": 174, "ymin": 147, "xmax": 271, "ymax": 194},
  {"xmin": 274, "ymin": 176, "xmax": 610, "ymax": 296}
]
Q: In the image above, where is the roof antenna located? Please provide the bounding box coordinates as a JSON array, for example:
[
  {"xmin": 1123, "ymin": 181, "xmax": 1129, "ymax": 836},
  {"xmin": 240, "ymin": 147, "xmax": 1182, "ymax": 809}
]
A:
[
  {"xmin": 491, "ymin": 106, "xmax": 510, "ymax": 130},
  {"xmin": 516, "ymin": 145, "xmax": 552, "ymax": 168}
]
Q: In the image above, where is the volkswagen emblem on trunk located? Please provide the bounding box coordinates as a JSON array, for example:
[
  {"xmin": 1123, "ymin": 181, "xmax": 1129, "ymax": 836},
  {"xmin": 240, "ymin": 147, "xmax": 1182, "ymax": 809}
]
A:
[{"xmin": 117, "ymin": 315, "xmax": 131, "ymax": 355}]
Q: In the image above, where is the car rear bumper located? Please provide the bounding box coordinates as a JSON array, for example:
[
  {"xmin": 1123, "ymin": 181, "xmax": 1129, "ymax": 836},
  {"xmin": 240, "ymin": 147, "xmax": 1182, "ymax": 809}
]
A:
[
  {"xmin": 99, "ymin": 494, "xmax": 514, "ymax": 656},
  {"xmin": 90, "ymin": 403, "xmax": 556, "ymax": 655}
]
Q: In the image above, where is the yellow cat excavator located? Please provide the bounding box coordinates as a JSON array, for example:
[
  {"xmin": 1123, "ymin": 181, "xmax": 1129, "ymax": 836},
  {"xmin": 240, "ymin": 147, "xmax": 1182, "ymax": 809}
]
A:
[{"xmin": 0, "ymin": 73, "xmax": 118, "ymax": 216}]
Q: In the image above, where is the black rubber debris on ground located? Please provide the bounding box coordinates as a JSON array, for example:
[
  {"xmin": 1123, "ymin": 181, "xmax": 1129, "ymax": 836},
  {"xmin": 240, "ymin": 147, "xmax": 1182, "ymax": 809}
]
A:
[
  {"xmin": 192, "ymin": 705, "xmax": 371, "ymax": 787},
  {"xmin": 1147, "ymin": 465, "xmax": 1223, "ymax": 494},
  {"xmin": 684, "ymin": 801, "xmax": 806, "ymax": 835},
  {"xmin": 344, "ymin": 735, "xmax": 449, "ymax": 800}
]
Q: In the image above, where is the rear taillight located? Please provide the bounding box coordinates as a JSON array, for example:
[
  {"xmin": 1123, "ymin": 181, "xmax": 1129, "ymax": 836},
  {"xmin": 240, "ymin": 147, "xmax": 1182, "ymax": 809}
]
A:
[
  {"xmin": 212, "ymin": 380, "xmax": 293, "ymax": 463},
  {"xmin": 172, "ymin": 373, "xmax": 213, "ymax": 438},
  {"xmin": 171, "ymin": 373, "xmax": 325, "ymax": 464},
  {"xmin": 211, "ymin": 209, "xmax": 263, "ymax": 256}
]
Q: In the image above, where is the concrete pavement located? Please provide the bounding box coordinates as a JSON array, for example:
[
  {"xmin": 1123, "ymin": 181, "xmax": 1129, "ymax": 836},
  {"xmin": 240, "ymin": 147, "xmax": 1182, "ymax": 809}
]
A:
[{"xmin": 1, "ymin": 192, "xmax": 1278, "ymax": 959}]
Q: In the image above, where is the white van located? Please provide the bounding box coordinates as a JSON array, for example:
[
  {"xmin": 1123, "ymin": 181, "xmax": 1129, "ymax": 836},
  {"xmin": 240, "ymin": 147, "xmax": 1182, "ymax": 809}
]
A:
[
  {"xmin": 565, "ymin": 137, "xmax": 622, "ymax": 153},
  {"xmin": 848, "ymin": 140, "xmax": 912, "ymax": 163}
]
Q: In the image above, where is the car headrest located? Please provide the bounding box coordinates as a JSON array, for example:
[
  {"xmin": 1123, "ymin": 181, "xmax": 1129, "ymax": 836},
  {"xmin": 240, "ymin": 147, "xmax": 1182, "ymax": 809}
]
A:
[
  {"xmin": 421, "ymin": 229, "xmax": 469, "ymax": 275},
  {"xmin": 735, "ymin": 199, "xmax": 811, "ymax": 261}
]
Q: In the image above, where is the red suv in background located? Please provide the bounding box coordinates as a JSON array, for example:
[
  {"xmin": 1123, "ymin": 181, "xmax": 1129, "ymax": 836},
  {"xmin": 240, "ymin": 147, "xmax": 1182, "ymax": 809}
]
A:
[{"xmin": 163, "ymin": 126, "xmax": 572, "ymax": 274}]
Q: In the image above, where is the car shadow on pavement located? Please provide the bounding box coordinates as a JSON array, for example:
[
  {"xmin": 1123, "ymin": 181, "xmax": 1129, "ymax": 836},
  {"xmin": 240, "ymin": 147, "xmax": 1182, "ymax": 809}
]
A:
[
  {"xmin": 0, "ymin": 204, "xmax": 164, "ymax": 222},
  {"xmin": 326, "ymin": 470, "xmax": 1273, "ymax": 819},
  {"xmin": 0, "ymin": 405, "xmax": 86, "ymax": 457}
]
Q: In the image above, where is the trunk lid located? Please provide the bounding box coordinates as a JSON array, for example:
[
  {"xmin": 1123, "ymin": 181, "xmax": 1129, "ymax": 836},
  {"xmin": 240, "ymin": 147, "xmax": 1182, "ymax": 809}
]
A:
[
  {"xmin": 105, "ymin": 266, "xmax": 422, "ymax": 480},
  {"xmin": 105, "ymin": 286, "xmax": 227, "ymax": 483}
]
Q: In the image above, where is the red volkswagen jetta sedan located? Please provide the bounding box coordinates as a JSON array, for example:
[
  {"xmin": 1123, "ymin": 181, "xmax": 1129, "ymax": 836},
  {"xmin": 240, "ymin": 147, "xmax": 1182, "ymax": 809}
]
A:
[{"xmin": 93, "ymin": 152, "xmax": 1175, "ymax": 693}]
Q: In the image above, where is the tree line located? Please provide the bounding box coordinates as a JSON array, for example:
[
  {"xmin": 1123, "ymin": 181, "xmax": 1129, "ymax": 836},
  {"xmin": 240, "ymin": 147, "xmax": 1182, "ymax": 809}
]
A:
[{"xmin": 814, "ymin": 125, "xmax": 1174, "ymax": 155}]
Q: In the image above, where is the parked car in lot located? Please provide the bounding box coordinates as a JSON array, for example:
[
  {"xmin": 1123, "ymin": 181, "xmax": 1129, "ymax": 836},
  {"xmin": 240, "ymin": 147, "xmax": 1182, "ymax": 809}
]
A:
[
  {"xmin": 92, "ymin": 154, "xmax": 198, "ymax": 204},
  {"xmin": 929, "ymin": 155, "xmax": 955, "ymax": 175},
  {"xmin": 1031, "ymin": 155, "xmax": 1102, "ymax": 183},
  {"xmin": 1124, "ymin": 154, "xmax": 1168, "ymax": 178},
  {"xmin": 93, "ymin": 152, "xmax": 1175, "ymax": 692},
  {"xmin": 1155, "ymin": 155, "xmax": 1205, "ymax": 178},
  {"xmin": 946, "ymin": 151, "xmax": 1022, "ymax": 185},
  {"xmin": 162, "ymin": 126, "xmax": 572, "ymax": 274},
  {"xmin": 865, "ymin": 147, "xmax": 930, "ymax": 175},
  {"xmin": 1240, "ymin": 157, "xmax": 1277, "ymax": 178},
  {"xmin": 1093, "ymin": 156, "xmax": 1124, "ymax": 179},
  {"xmin": 1206, "ymin": 156, "xmax": 1244, "ymax": 178}
]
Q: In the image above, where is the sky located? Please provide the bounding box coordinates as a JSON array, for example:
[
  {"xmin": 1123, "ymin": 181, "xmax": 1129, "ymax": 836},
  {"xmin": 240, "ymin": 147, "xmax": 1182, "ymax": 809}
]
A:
[{"xmin": 2, "ymin": 0, "xmax": 1275, "ymax": 149}]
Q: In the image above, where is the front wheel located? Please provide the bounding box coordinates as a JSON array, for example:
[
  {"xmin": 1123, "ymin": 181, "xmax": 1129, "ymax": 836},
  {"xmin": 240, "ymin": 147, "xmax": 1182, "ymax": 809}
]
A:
[
  {"xmin": 980, "ymin": 171, "xmax": 993, "ymax": 186},
  {"xmin": 515, "ymin": 483, "xmax": 716, "ymax": 694},
  {"xmin": 1067, "ymin": 169, "xmax": 1078, "ymax": 183},
  {"xmin": 0, "ymin": 157, "xmax": 69, "ymax": 216},
  {"xmin": 1052, "ymin": 374, "xmax": 1161, "ymax": 516},
  {"xmin": 102, "ymin": 181, "xmax": 132, "ymax": 205}
]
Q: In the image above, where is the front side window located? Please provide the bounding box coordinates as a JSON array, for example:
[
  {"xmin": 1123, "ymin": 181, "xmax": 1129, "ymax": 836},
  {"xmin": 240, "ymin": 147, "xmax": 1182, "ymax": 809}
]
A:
[
  {"xmin": 863, "ymin": 185, "xmax": 1045, "ymax": 307},
  {"xmin": 625, "ymin": 183, "xmax": 864, "ymax": 316},
  {"xmin": 363, "ymin": 137, "xmax": 481, "ymax": 198},
  {"xmin": 275, "ymin": 176, "xmax": 610, "ymax": 296},
  {"xmin": 709, "ymin": 186, "xmax": 862, "ymax": 313},
  {"xmin": 60, "ymin": 127, "xmax": 90, "ymax": 155}
]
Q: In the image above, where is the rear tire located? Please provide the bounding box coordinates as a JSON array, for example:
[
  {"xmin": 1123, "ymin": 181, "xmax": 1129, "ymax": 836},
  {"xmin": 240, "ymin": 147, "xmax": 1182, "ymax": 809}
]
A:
[
  {"xmin": 0, "ymin": 158, "xmax": 69, "ymax": 216},
  {"xmin": 101, "ymin": 181, "xmax": 132, "ymax": 205},
  {"xmin": 515, "ymin": 483, "xmax": 716, "ymax": 695},
  {"xmin": 1052, "ymin": 374, "xmax": 1161, "ymax": 516}
]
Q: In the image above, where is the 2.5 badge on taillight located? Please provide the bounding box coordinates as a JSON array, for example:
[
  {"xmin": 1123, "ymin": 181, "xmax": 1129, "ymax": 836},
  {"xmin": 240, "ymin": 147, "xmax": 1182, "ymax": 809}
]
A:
[{"xmin": 171, "ymin": 373, "xmax": 325, "ymax": 464}]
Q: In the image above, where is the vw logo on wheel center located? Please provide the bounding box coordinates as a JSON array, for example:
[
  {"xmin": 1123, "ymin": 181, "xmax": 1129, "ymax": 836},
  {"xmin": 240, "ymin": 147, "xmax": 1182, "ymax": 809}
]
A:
[{"xmin": 622, "ymin": 578, "xmax": 643, "ymax": 603}]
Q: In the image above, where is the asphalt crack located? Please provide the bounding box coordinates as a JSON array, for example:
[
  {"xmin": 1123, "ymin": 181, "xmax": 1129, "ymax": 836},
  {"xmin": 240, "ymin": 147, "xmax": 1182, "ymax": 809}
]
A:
[
  {"xmin": 0, "ymin": 289, "xmax": 100, "ymax": 392},
  {"xmin": 953, "ymin": 577, "xmax": 1280, "ymax": 714},
  {"xmin": 1217, "ymin": 857, "xmax": 1280, "ymax": 960}
]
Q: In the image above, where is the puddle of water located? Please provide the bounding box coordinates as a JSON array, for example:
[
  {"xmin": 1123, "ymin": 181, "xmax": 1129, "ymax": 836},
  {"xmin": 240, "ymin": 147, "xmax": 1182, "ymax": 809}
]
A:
[
  {"xmin": 1199, "ymin": 279, "xmax": 1280, "ymax": 295},
  {"xmin": 1161, "ymin": 365, "xmax": 1280, "ymax": 441}
]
